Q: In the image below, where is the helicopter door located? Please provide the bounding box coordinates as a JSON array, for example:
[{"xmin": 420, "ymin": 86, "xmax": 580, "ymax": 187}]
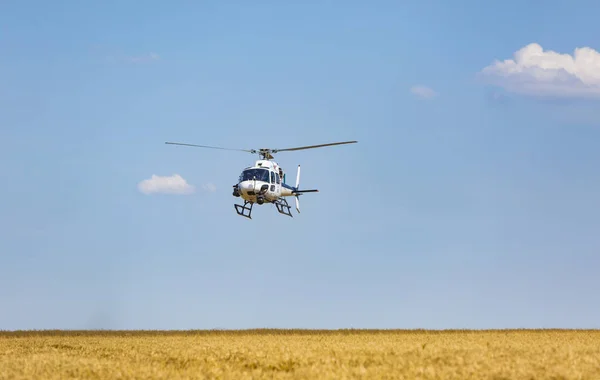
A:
[{"xmin": 275, "ymin": 172, "xmax": 281, "ymax": 195}]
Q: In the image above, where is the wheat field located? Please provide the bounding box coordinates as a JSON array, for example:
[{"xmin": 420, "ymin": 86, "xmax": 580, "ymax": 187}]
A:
[{"xmin": 1, "ymin": 329, "xmax": 599, "ymax": 379}]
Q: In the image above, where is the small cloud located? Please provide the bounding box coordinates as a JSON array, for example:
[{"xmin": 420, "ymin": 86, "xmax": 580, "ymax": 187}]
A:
[
  {"xmin": 125, "ymin": 52, "xmax": 160, "ymax": 63},
  {"xmin": 137, "ymin": 174, "xmax": 195, "ymax": 195},
  {"xmin": 202, "ymin": 183, "xmax": 217, "ymax": 192},
  {"xmin": 485, "ymin": 89, "xmax": 511, "ymax": 106},
  {"xmin": 410, "ymin": 85, "xmax": 438, "ymax": 99},
  {"xmin": 477, "ymin": 43, "xmax": 600, "ymax": 99}
]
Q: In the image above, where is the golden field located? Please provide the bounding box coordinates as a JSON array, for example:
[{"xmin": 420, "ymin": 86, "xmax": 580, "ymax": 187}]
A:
[{"xmin": 1, "ymin": 329, "xmax": 599, "ymax": 379}]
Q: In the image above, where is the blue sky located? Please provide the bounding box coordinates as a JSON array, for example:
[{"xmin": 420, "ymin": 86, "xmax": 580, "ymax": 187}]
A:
[{"xmin": 2, "ymin": 0, "xmax": 600, "ymax": 330}]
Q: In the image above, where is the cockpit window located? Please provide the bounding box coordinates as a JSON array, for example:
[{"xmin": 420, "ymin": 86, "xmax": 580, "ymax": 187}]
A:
[{"xmin": 239, "ymin": 168, "xmax": 270, "ymax": 182}]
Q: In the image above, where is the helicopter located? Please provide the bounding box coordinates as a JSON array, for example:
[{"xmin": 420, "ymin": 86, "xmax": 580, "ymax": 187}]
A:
[{"xmin": 165, "ymin": 140, "xmax": 357, "ymax": 219}]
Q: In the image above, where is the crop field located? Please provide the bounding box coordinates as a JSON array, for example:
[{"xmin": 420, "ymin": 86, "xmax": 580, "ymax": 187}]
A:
[{"xmin": 1, "ymin": 329, "xmax": 599, "ymax": 379}]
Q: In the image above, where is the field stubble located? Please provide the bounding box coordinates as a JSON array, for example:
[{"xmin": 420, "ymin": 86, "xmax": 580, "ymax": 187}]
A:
[{"xmin": 0, "ymin": 329, "xmax": 599, "ymax": 379}]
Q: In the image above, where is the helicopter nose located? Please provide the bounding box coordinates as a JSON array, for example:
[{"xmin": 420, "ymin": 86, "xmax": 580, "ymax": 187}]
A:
[{"xmin": 239, "ymin": 181, "xmax": 255, "ymax": 193}]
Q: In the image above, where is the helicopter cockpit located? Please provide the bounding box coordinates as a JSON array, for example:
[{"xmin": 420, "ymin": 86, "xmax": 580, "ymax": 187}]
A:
[{"xmin": 239, "ymin": 168, "xmax": 270, "ymax": 183}]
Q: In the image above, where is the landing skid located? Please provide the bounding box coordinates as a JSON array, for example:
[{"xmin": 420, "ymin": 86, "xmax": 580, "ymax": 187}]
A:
[
  {"xmin": 234, "ymin": 200, "xmax": 253, "ymax": 219},
  {"xmin": 274, "ymin": 197, "xmax": 293, "ymax": 218},
  {"xmin": 235, "ymin": 198, "xmax": 294, "ymax": 219}
]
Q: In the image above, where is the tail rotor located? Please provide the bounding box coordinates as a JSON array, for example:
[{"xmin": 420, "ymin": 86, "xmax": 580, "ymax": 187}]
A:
[
  {"xmin": 290, "ymin": 164, "xmax": 319, "ymax": 214},
  {"xmin": 295, "ymin": 165, "xmax": 301, "ymax": 213}
]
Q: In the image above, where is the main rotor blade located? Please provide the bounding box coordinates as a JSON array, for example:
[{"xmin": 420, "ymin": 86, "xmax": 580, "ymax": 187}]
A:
[
  {"xmin": 274, "ymin": 140, "xmax": 357, "ymax": 153},
  {"xmin": 165, "ymin": 142, "xmax": 254, "ymax": 153}
]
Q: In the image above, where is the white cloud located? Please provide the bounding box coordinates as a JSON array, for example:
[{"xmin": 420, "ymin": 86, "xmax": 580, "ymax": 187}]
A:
[
  {"xmin": 137, "ymin": 174, "xmax": 195, "ymax": 195},
  {"xmin": 410, "ymin": 85, "xmax": 438, "ymax": 99},
  {"xmin": 202, "ymin": 183, "xmax": 217, "ymax": 192},
  {"xmin": 126, "ymin": 52, "xmax": 160, "ymax": 63},
  {"xmin": 478, "ymin": 43, "xmax": 600, "ymax": 98}
]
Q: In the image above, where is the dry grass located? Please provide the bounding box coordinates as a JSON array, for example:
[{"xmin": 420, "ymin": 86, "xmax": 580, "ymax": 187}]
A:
[{"xmin": 1, "ymin": 329, "xmax": 599, "ymax": 379}]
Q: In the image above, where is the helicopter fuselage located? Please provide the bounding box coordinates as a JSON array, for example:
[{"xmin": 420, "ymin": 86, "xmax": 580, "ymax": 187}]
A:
[{"xmin": 233, "ymin": 160, "xmax": 294, "ymax": 204}]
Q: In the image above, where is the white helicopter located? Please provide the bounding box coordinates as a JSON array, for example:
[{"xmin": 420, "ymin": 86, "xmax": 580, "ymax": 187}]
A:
[{"xmin": 165, "ymin": 140, "xmax": 357, "ymax": 219}]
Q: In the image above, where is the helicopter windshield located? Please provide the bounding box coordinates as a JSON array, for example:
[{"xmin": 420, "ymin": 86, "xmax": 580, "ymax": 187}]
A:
[{"xmin": 239, "ymin": 168, "xmax": 270, "ymax": 183}]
